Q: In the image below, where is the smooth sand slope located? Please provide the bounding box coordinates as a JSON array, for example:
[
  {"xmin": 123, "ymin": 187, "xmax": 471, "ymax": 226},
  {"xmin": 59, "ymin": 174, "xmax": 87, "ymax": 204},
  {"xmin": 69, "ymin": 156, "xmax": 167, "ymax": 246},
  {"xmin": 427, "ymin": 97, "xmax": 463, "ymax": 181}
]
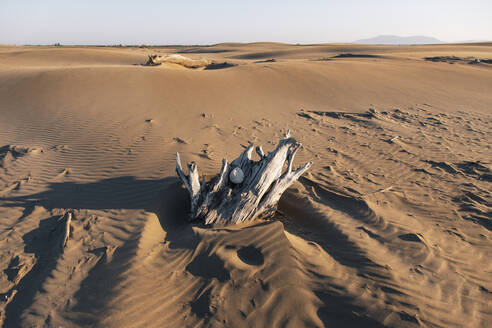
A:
[{"xmin": 0, "ymin": 43, "xmax": 491, "ymax": 327}]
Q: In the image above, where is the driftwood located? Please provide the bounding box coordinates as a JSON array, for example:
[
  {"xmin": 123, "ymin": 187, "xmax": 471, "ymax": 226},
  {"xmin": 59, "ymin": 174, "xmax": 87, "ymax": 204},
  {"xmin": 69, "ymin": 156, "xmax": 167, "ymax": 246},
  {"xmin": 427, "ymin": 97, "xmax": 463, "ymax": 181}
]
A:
[
  {"xmin": 176, "ymin": 131, "xmax": 312, "ymax": 224},
  {"xmin": 60, "ymin": 212, "xmax": 72, "ymax": 250},
  {"xmin": 144, "ymin": 54, "xmax": 211, "ymax": 68},
  {"xmin": 144, "ymin": 55, "xmax": 162, "ymax": 66}
]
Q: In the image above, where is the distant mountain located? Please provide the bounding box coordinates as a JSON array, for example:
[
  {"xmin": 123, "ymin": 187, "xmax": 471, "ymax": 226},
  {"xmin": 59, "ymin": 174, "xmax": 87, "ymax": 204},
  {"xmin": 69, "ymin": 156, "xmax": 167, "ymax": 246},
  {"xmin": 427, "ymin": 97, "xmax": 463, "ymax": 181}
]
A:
[{"xmin": 355, "ymin": 35, "xmax": 443, "ymax": 45}]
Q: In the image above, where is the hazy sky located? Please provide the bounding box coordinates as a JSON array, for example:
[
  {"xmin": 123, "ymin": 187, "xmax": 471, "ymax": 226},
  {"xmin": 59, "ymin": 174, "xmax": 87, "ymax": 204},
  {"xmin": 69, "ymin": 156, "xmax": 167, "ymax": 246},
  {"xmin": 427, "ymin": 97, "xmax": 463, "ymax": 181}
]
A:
[{"xmin": 1, "ymin": 0, "xmax": 491, "ymax": 45}]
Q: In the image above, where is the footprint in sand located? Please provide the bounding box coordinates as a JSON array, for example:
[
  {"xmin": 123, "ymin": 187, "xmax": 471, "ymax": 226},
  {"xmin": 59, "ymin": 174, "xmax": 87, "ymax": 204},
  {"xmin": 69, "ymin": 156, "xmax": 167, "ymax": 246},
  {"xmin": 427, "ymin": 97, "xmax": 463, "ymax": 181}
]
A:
[
  {"xmin": 203, "ymin": 124, "xmax": 224, "ymax": 135},
  {"xmin": 0, "ymin": 176, "xmax": 31, "ymax": 195},
  {"xmin": 232, "ymin": 125, "xmax": 244, "ymax": 137},
  {"xmin": 50, "ymin": 145, "xmax": 71, "ymax": 151},
  {"xmin": 57, "ymin": 168, "xmax": 72, "ymax": 178},
  {"xmin": 173, "ymin": 137, "xmax": 189, "ymax": 144},
  {"xmin": 197, "ymin": 144, "xmax": 215, "ymax": 160},
  {"xmin": 1, "ymin": 145, "xmax": 43, "ymax": 167},
  {"xmin": 236, "ymin": 246, "xmax": 264, "ymax": 266},
  {"xmin": 4, "ymin": 254, "xmax": 36, "ymax": 285},
  {"xmin": 398, "ymin": 233, "xmax": 423, "ymax": 243}
]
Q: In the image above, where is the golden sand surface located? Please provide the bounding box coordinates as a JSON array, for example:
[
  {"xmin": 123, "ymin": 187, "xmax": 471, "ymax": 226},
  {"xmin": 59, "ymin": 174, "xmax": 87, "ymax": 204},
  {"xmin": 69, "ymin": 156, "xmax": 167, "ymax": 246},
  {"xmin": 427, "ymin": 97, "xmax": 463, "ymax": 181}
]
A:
[{"xmin": 0, "ymin": 43, "xmax": 491, "ymax": 327}]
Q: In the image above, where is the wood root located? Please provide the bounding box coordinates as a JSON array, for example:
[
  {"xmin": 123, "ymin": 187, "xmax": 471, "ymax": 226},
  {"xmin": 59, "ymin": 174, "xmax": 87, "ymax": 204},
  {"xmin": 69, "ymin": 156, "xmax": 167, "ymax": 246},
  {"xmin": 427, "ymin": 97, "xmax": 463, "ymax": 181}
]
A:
[{"xmin": 176, "ymin": 131, "xmax": 312, "ymax": 225}]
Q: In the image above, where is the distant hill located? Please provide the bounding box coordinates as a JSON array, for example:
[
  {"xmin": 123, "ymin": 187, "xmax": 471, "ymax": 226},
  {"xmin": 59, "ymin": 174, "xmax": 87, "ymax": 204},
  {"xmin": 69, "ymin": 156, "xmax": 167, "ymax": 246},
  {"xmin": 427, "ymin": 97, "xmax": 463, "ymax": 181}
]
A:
[{"xmin": 355, "ymin": 35, "xmax": 443, "ymax": 45}]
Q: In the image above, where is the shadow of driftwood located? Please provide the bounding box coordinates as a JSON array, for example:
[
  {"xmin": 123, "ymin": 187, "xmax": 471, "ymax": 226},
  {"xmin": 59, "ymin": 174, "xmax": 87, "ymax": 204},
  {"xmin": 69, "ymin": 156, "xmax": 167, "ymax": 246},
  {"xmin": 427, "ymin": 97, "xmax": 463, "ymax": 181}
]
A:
[
  {"xmin": 276, "ymin": 206, "xmax": 387, "ymax": 327},
  {"xmin": 155, "ymin": 179, "xmax": 199, "ymax": 250},
  {"xmin": 68, "ymin": 228, "xmax": 145, "ymax": 326},
  {"xmin": 277, "ymin": 179, "xmax": 389, "ymax": 327},
  {"xmin": 204, "ymin": 61, "xmax": 237, "ymax": 70},
  {"xmin": 3, "ymin": 214, "xmax": 66, "ymax": 328},
  {"xmin": 2, "ymin": 175, "xmax": 387, "ymax": 326},
  {"xmin": 280, "ymin": 178, "xmax": 388, "ymax": 278},
  {"xmin": 0, "ymin": 176, "xmax": 179, "ymax": 326},
  {"xmin": 66, "ymin": 177, "xmax": 197, "ymax": 326},
  {"xmin": 1, "ymin": 176, "xmax": 168, "ymax": 211}
]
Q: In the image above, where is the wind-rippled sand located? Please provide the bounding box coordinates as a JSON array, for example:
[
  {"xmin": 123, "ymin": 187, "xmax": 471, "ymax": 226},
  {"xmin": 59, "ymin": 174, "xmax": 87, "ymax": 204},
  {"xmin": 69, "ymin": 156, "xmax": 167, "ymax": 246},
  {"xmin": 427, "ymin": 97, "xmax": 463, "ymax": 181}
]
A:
[{"xmin": 0, "ymin": 42, "xmax": 491, "ymax": 327}]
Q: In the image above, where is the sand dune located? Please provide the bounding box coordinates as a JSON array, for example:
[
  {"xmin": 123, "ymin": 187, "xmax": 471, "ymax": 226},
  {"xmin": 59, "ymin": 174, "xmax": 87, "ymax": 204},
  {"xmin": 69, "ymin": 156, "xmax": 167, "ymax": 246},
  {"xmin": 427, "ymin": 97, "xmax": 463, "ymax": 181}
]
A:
[{"xmin": 0, "ymin": 43, "xmax": 491, "ymax": 327}]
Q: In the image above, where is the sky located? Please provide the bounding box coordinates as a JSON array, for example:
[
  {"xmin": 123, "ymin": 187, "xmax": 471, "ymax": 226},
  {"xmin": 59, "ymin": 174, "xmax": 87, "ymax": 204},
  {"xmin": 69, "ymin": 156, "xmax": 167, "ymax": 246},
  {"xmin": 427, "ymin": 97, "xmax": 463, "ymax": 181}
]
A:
[{"xmin": 1, "ymin": 0, "xmax": 491, "ymax": 45}]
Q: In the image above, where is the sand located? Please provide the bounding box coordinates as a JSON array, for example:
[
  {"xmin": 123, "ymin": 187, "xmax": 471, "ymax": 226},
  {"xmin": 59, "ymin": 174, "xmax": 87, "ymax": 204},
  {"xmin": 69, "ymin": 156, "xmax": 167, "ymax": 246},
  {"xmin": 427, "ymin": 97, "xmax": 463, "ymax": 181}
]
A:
[{"xmin": 0, "ymin": 42, "xmax": 491, "ymax": 327}]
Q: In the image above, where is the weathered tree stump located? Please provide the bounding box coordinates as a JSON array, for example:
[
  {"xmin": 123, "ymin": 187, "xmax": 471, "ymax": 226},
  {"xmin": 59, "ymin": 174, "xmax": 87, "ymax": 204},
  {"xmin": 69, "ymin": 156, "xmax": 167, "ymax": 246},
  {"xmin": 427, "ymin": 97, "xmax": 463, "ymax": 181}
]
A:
[
  {"xmin": 144, "ymin": 55, "xmax": 162, "ymax": 66},
  {"xmin": 144, "ymin": 54, "xmax": 211, "ymax": 68},
  {"xmin": 59, "ymin": 211, "xmax": 72, "ymax": 250},
  {"xmin": 176, "ymin": 131, "xmax": 312, "ymax": 225}
]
